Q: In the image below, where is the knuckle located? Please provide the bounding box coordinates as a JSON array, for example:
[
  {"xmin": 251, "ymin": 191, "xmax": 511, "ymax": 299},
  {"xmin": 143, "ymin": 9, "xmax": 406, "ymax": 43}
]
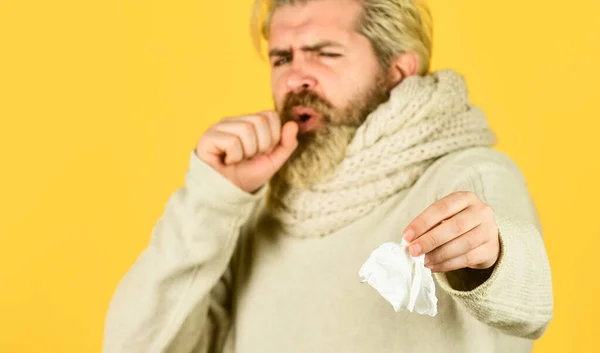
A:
[
  {"xmin": 454, "ymin": 217, "xmax": 467, "ymax": 234},
  {"xmin": 270, "ymin": 113, "xmax": 282, "ymax": 128},
  {"xmin": 465, "ymin": 252, "xmax": 478, "ymax": 267},
  {"xmin": 461, "ymin": 191, "xmax": 476, "ymax": 201},
  {"xmin": 454, "ymin": 191, "xmax": 475, "ymax": 205},
  {"xmin": 455, "ymin": 191, "xmax": 469, "ymax": 198},
  {"xmin": 414, "ymin": 217, "xmax": 428, "ymax": 233},
  {"xmin": 481, "ymin": 204, "xmax": 494, "ymax": 217},
  {"xmin": 240, "ymin": 128, "xmax": 257, "ymax": 150},
  {"xmin": 251, "ymin": 114, "xmax": 267, "ymax": 127},
  {"xmin": 427, "ymin": 235, "xmax": 439, "ymax": 251},
  {"xmin": 465, "ymin": 231, "xmax": 477, "ymax": 250},
  {"xmin": 230, "ymin": 135, "xmax": 242, "ymax": 148},
  {"xmin": 270, "ymin": 113, "xmax": 281, "ymax": 126},
  {"xmin": 471, "ymin": 225, "xmax": 483, "ymax": 239},
  {"xmin": 207, "ymin": 122, "xmax": 219, "ymax": 132},
  {"xmin": 260, "ymin": 111, "xmax": 276, "ymax": 123},
  {"xmin": 463, "ymin": 191, "xmax": 476, "ymax": 199},
  {"xmin": 219, "ymin": 116, "xmax": 234, "ymax": 125},
  {"xmin": 436, "ymin": 199, "xmax": 449, "ymax": 214},
  {"xmin": 242, "ymin": 122, "xmax": 255, "ymax": 136},
  {"xmin": 259, "ymin": 143, "xmax": 270, "ymax": 153},
  {"xmin": 258, "ymin": 113, "xmax": 270, "ymax": 126},
  {"xmin": 431, "ymin": 249, "xmax": 444, "ymax": 263}
]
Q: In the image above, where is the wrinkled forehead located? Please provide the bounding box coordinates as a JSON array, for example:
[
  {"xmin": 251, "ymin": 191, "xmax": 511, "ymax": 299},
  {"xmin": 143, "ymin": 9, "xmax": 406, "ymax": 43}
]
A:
[{"xmin": 268, "ymin": 0, "xmax": 363, "ymax": 50}]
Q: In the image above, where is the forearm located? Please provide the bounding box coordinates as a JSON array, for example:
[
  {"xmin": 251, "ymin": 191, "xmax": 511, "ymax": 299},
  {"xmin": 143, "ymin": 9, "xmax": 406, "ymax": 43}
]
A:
[
  {"xmin": 436, "ymin": 217, "xmax": 553, "ymax": 338},
  {"xmin": 434, "ymin": 149, "xmax": 553, "ymax": 339},
  {"xmin": 103, "ymin": 152, "xmax": 264, "ymax": 353}
]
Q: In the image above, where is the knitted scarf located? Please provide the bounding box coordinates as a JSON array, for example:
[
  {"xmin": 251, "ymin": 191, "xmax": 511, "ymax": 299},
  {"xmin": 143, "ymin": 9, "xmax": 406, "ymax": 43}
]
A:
[{"xmin": 265, "ymin": 70, "xmax": 497, "ymax": 237}]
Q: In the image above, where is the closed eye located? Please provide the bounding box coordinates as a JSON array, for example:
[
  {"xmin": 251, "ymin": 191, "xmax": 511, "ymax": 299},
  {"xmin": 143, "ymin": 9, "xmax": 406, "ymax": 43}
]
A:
[{"xmin": 320, "ymin": 52, "xmax": 342, "ymax": 58}]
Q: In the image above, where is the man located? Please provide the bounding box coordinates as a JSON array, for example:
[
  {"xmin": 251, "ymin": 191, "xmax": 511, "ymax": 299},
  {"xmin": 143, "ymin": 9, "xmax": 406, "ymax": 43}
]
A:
[{"xmin": 103, "ymin": 0, "xmax": 553, "ymax": 352}]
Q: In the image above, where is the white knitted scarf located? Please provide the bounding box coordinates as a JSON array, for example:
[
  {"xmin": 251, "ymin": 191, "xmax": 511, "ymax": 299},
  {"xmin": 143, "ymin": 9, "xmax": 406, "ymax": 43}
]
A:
[{"xmin": 266, "ymin": 70, "xmax": 497, "ymax": 237}]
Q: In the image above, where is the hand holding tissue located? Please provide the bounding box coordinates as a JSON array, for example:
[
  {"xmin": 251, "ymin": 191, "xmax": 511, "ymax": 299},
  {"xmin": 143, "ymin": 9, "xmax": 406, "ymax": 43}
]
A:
[{"xmin": 358, "ymin": 240, "xmax": 438, "ymax": 316}]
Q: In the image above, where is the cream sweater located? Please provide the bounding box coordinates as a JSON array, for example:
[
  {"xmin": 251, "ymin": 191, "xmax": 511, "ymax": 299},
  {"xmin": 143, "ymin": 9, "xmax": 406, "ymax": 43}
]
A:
[{"xmin": 103, "ymin": 147, "xmax": 553, "ymax": 353}]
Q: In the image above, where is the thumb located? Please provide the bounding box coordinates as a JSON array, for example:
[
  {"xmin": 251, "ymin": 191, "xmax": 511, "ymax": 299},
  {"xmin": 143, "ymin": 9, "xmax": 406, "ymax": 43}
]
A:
[{"xmin": 267, "ymin": 121, "xmax": 298, "ymax": 170}]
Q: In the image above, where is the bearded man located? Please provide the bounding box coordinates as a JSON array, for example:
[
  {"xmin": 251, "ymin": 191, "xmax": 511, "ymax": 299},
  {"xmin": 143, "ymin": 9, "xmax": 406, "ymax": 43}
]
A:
[{"xmin": 103, "ymin": 0, "xmax": 553, "ymax": 352}]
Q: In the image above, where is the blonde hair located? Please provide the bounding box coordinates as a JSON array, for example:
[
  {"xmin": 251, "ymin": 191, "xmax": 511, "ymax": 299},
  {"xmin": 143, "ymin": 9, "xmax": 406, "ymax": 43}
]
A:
[{"xmin": 251, "ymin": 0, "xmax": 433, "ymax": 75}]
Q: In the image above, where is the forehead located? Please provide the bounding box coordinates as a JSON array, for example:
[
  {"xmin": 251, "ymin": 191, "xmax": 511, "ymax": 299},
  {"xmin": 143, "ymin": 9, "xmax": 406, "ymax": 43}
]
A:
[{"xmin": 268, "ymin": 0, "xmax": 363, "ymax": 49}]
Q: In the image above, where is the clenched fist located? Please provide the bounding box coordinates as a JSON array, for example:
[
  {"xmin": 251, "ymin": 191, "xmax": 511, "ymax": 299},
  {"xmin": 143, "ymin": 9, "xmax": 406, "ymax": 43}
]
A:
[{"xmin": 195, "ymin": 111, "xmax": 299, "ymax": 193}]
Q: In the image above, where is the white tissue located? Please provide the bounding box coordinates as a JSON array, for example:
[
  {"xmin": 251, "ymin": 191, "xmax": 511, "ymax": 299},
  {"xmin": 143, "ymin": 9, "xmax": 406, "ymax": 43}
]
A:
[{"xmin": 358, "ymin": 240, "xmax": 438, "ymax": 316}]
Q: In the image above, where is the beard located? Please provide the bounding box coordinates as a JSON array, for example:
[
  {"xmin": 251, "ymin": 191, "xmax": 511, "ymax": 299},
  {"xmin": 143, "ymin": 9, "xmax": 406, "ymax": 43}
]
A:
[{"xmin": 273, "ymin": 70, "xmax": 392, "ymax": 189}]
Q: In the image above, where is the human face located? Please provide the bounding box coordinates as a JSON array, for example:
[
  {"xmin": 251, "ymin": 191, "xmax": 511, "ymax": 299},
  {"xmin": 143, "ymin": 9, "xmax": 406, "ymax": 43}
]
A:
[
  {"xmin": 268, "ymin": 0, "xmax": 387, "ymax": 133},
  {"xmin": 267, "ymin": 0, "xmax": 393, "ymax": 188}
]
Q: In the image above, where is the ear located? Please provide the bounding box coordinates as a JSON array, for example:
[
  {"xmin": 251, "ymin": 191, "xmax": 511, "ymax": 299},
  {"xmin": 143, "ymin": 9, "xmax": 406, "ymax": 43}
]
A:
[{"xmin": 388, "ymin": 51, "xmax": 420, "ymax": 86}]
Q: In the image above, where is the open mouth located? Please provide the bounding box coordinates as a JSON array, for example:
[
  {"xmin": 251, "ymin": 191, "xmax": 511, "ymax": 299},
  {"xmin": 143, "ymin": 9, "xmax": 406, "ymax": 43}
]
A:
[
  {"xmin": 299, "ymin": 113, "xmax": 311, "ymax": 122},
  {"xmin": 291, "ymin": 106, "xmax": 322, "ymax": 133}
]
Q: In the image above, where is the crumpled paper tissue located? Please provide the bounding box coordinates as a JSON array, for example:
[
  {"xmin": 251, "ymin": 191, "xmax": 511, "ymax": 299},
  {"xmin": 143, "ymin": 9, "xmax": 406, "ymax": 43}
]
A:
[{"xmin": 358, "ymin": 239, "xmax": 438, "ymax": 316}]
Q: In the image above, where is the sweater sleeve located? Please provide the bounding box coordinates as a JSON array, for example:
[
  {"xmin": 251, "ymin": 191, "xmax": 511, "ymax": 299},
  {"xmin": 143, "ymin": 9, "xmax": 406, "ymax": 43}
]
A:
[
  {"xmin": 432, "ymin": 148, "xmax": 553, "ymax": 339},
  {"xmin": 102, "ymin": 151, "xmax": 266, "ymax": 353}
]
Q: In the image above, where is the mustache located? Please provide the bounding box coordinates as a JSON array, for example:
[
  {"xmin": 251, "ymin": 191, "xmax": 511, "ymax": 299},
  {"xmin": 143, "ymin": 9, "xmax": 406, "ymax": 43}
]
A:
[{"xmin": 279, "ymin": 90, "xmax": 334, "ymax": 123}]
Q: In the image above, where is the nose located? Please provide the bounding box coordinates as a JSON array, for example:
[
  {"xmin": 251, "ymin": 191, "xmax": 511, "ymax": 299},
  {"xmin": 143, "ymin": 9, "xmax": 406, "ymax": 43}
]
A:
[{"xmin": 286, "ymin": 68, "xmax": 317, "ymax": 93}]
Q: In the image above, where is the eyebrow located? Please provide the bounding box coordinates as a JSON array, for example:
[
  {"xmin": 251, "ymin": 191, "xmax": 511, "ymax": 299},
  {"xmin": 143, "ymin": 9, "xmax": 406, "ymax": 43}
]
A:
[{"xmin": 268, "ymin": 40, "xmax": 344, "ymax": 58}]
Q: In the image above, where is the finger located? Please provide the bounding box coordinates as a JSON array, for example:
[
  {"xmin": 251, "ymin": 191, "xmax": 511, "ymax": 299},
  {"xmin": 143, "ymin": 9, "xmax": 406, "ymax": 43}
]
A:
[
  {"xmin": 426, "ymin": 243, "xmax": 493, "ymax": 273},
  {"xmin": 237, "ymin": 114, "xmax": 273, "ymax": 154},
  {"xmin": 423, "ymin": 224, "xmax": 487, "ymax": 265},
  {"xmin": 258, "ymin": 111, "xmax": 281, "ymax": 150},
  {"xmin": 205, "ymin": 130, "xmax": 244, "ymax": 165},
  {"xmin": 403, "ymin": 191, "xmax": 478, "ymax": 242},
  {"xmin": 409, "ymin": 205, "xmax": 482, "ymax": 257},
  {"xmin": 213, "ymin": 120, "xmax": 258, "ymax": 158},
  {"xmin": 266, "ymin": 121, "xmax": 298, "ymax": 170}
]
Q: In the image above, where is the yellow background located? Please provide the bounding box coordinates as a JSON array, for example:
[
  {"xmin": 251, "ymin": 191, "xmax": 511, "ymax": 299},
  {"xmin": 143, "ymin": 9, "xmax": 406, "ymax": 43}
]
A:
[{"xmin": 1, "ymin": 0, "xmax": 598, "ymax": 352}]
